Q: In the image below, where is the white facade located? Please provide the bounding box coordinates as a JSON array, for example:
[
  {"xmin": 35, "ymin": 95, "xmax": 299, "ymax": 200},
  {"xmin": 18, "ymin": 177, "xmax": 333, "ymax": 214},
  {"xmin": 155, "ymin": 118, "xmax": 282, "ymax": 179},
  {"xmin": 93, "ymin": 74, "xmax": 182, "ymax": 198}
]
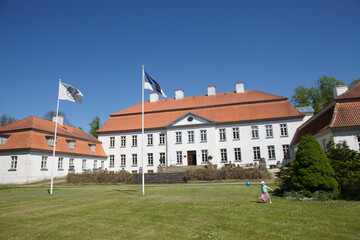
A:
[
  {"xmin": 0, "ymin": 151, "xmax": 106, "ymax": 184},
  {"xmin": 99, "ymin": 113, "xmax": 310, "ymax": 173}
]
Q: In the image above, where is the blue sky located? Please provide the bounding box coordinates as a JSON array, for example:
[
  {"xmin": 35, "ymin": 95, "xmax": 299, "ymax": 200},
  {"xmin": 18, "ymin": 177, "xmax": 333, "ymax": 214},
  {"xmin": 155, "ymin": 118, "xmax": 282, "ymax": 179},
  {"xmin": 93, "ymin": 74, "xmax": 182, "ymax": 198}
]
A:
[{"xmin": 1, "ymin": 0, "xmax": 359, "ymax": 133}]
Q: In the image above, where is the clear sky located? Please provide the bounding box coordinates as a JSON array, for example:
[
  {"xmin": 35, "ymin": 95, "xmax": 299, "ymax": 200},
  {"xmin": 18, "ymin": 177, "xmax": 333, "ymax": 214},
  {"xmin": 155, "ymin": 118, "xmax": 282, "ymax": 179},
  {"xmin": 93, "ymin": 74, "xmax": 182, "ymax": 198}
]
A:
[{"xmin": 1, "ymin": 0, "xmax": 359, "ymax": 133}]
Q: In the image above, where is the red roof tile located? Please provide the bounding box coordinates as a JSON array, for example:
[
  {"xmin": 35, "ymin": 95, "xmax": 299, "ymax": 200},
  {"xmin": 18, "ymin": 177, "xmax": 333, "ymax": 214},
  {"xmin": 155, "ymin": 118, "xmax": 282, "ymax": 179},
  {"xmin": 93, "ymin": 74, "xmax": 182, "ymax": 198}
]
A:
[
  {"xmin": 99, "ymin": 90, "xmax": 303, "ymax": 133},
  {"xmin": 331, "ymin": 102, "xmax": 360, "ymax": 128},
  {"xmin": 336, "ymin": 81, "xmax": 360, "ymax": 100}
]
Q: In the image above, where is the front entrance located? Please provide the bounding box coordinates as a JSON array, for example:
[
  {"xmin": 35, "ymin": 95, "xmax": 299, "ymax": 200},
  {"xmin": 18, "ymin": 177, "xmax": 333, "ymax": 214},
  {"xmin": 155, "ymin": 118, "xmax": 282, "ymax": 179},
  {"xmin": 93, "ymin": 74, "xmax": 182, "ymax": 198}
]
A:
[{"xmin": 187, "ymin": 151, "xmax": 197, "ymax": 165}]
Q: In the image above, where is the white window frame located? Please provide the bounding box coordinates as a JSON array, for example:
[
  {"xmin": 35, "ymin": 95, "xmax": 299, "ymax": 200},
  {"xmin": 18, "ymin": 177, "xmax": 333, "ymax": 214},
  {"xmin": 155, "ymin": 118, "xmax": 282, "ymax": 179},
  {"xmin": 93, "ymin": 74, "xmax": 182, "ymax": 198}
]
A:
[
  {"xmin": 234, "ymin": 148, "xmax": 242, "ymax": 162},
  {"xmin": 82, "ymin": 159, "xmax": 87, "ymax": 170},
  {"xmin": 41, "ymin": 156, "xmax": 47, "ymax": 169},
  {"xmin": 282, "ymin": 145, "xmax": 290, "ymax": 159},
  {"xmin": 67, "ymin": 140, "xmax": 75, "ymax": 150},
  {"xmin": 69, "ymin": 158, "xmax": 74, "ymax": 168},
  {"xmin": 265, "ymin": 125, "xmax": 273, "ymax": 138},
  {"xmin": 253, "ymin": 147, "xmax": 261, "ymax": 160},
  {"xmin": 200, "ymin": 130, "xmax": 207, "ymax": 142},
  {"xmin": 147, "ymin": 134, "xmax": 153, "ymax": 146},
  {"xmin": 188, "ymin": 131, "xmax": 194, "ymax": 143},
  {"xmin": 251, "ymin": 126, "xmax": 259, "ymax": 139},
  {"xmin": 159, "ymin": 152, "xmax": 165, "ymax": 164},
  {"xmin": 132, "ymin": 154, "xmax": 137, "ymax": 166},
  {"xmin": 219, "ymin": 128, "xmax": 226, "ymax": 141},
  {"xmin": 58, "ymin": 157, "xmax": 63, "ymax": 169},
  {"xmin": 268, "ymin": 145, "xmax": 276, "ymax": 159},
  {"xmin": 201, "ymin": 150, "xmax": 208, "ymax": 163},
  {"xmin": 176, "ymin": 132, "xmax": 182, "ymax": 144},
  {"xmin": 176, "ymin": 151, "xmax": 182, "ymax": 164},
  {"xmin": 93, "ymin": 160, "xmax": 97, "ymax": 169},
  {"xmin": 110, "ymin": 137, "xmax": 115, "ymax": 148},
  {"xmin": 120, "ymin": 154, "xmax": 126, "ymax": 167},
  {"xmin": 109, "ymin": 155, "xmax": 115, "ymax": 167},
  {"xmin": 280, "ymin": 124, "xmax": 288, "ymax": 137},
  {"xmin": 132, "ymin": 135, "xmax": 137, "ymax": 147},
  {"xmin": 0, "ymin": 136, "xmax": 9, "ymax": 146},
  {"xmin": 220, "ymin": 149, "xmax": 227, "ymax": 162},
  {"xmin": 148, "ymin": 153, "xmax": 153, "ymax": 166},
  {"xmin": 89, "ymin": 144, "xmax": 96, "ymax": 153},
  {"xmin": 121, "ymin": 136, "xmax": 126, "ymax": 147},
  {"xmin": 159, "ymin": 133, "xmax": 165, "ymax": 145},
  {"xmin": 46, "ymin": 136, "xmax": 55, "ymax": 147},
  {"xmin": 232, "ymin": 127, "xmax": 240, "ymax": 140},
  {"xmin": 10, "ymin": 156, "xmax": 17, "ymax": 169}
]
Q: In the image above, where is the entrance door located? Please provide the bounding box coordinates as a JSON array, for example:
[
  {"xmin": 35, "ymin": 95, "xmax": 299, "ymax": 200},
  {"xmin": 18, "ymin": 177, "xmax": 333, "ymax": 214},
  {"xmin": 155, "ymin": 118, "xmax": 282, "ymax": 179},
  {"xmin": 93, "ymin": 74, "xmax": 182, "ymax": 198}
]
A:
[{"xmin": 187, "ymin": 151, "xmax": 197, "ymax": 165}]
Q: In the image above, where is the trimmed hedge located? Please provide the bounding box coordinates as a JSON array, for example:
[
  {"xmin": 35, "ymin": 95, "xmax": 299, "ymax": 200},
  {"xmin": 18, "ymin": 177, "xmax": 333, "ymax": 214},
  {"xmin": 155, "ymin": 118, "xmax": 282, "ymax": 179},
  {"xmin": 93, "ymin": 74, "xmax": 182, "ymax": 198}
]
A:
[
  {"xmin": 67, "ymin": 170, "xmax": 132, "ymax": 184},
  {"xmin": 185, "ymin": 167, "xmax": 267, "ymax": 181}
]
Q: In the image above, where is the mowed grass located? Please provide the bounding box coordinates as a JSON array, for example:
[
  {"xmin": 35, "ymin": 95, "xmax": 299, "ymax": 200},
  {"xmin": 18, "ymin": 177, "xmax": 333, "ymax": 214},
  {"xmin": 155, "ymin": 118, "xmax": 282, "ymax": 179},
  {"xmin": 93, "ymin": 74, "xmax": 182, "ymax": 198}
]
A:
[{"xmin": 0, "ymin": 184, "xmax": 359, "ymax": 240}]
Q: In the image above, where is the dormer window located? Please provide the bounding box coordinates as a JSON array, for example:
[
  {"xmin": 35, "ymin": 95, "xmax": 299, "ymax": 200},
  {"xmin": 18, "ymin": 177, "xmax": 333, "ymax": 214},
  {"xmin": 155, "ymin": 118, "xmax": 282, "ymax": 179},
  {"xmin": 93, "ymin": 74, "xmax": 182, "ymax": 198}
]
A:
[
  {"xmin": 89, "ymin": 144, "xmax": 96, "ymax": 153},
  {"xmin": 0, "ymin": 135, "xmax": 9, "ymax": 146},
  {"xmin": 46, "ymin": 136, "xmax": 55, "ymax": 147},
  {"xmin": 67, "ymin": 140, "xmax": 75, "ymax": 150}
]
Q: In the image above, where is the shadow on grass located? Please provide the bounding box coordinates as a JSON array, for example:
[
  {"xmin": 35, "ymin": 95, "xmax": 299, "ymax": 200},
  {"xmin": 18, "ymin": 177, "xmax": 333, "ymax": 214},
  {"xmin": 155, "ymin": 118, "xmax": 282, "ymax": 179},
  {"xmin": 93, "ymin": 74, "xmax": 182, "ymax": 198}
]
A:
[{"xmin": 114, "ymin": 189, "xmax": 138, "ymax": 195}]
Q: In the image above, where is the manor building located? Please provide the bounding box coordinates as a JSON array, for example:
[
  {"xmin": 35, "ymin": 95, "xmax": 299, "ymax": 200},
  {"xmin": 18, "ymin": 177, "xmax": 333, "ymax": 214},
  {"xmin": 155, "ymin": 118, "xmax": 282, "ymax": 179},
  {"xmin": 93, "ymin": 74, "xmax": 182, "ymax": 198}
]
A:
[
  {"xmin": 97, "ymin": 83, "xmax": 313, "ymax": 173},
  {"xmin": 0, "ymin": 116, "xmax": 107, "ymax": 184}
]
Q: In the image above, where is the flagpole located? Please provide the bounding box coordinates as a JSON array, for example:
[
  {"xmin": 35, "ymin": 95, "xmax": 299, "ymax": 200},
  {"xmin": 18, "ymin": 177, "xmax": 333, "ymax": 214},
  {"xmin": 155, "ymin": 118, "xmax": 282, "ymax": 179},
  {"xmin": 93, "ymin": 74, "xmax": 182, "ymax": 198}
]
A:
[
  {"xmin": 142, "ymin": 66, "xmax": 145, "ymax": 196},
  {"xmin": 50, "ymin": 79, "xmax": 61, "ymax": 195}
]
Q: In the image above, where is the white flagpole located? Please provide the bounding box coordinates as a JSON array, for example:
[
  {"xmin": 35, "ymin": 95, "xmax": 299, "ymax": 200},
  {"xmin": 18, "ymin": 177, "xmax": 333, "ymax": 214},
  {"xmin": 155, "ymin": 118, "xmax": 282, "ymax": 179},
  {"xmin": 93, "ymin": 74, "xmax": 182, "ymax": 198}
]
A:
[
  {"xmin": 142, "ymin": 66, "xmax": 145, "ymax": 196},
  {"xmin": 50, "ymin": 79, "xmax": 61, "ymax": 195}
]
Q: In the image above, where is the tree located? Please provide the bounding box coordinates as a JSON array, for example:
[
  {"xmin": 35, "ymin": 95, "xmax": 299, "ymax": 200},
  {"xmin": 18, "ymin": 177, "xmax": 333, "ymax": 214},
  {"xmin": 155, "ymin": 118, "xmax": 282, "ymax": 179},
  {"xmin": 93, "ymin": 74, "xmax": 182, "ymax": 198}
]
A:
[
  {"xmin": 0, "ymin": 114, "xmax": 17, "ymax": 126},
  {"xmin": 326, "ymin": 140, "xmax": 360, "ymax": 200},
  {"xmin": 89, "ymin": 116, "xmax": 102, "ymax": 138},
  {"xmin": 43, "ymin": 111, "xmax": 72, "ymax": 126},
  {"xmin": 291, "ymin": 76, "xmax": 345, "ymax": 112},
  {"xmin": 349, "ymin": 78, "xmax": 360, "ymax": 89},
  {"xmin": 290, "ymin": 134, "xmax": 339, "ymax": 197}
]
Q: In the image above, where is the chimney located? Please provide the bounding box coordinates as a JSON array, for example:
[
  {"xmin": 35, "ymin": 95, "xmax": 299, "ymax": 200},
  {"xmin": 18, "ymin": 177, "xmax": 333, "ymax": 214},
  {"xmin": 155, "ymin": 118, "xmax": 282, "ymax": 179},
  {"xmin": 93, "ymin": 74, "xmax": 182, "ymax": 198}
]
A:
[
  {"xmin": 207, "ymin": 85, "xmax": 216, "ymax": 96},
  {"xmin": 52, "ymin": 115, "xmax": 64, "ymax": 125},
  {"xmin": 150, "ymin": 92, "xmax": 159, "ymax": 102},
  {"xmin": 175, "ymin": 89, "xmax": 184, "ymax": 100},
  {"xmin": 333, "ymin": 85, "xmax": 348, "ymax": 98},
  {"xmin": 235, "ymin": 82, "xmax": 244, "ymax": 93}
]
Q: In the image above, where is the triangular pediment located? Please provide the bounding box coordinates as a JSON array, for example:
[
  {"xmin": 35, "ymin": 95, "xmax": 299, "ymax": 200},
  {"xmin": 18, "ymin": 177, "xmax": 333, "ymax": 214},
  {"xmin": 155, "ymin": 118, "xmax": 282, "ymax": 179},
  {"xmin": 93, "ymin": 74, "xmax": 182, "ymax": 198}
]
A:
[{"xmin": 165, "ymin": 112, "xmax": 217, "ymax": 128}]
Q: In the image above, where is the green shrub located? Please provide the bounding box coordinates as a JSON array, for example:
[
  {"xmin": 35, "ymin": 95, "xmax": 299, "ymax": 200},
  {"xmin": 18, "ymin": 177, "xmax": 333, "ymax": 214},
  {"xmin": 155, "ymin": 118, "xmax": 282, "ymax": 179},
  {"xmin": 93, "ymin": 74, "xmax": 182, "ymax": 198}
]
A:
[
  {"xmin": 67, "ymin": 170, "xmax": 132, "ymax": 184},
  {"xmin": 185, "ymin": 167, "xmax": 267, "ymax": 181},
  {"xmin": 326, "ymin": 140, "xmax": 360, "ymax": 200},
  {"xmin": 290, "ymin": 134, "xmax": 339, "ymax": 198}
]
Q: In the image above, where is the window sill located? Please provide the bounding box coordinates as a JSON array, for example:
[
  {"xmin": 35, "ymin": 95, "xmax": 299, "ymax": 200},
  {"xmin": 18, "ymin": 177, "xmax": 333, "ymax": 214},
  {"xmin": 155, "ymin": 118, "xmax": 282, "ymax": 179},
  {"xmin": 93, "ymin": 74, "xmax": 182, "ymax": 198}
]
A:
[
  {"xmin": 233, "ymin": 139, "xmax": 240, "ymax": 141},
  {"xmin": 175, "ymin": 143, "xmax": 182, "ymax": 144},
  {"xmin": 251, "ymin": 138, "xmax": 259, "ymax": 140},
  {"xmin": 8, "ymin": 169, "xmax": 17, "ymax": 172},
  {"xmin": 219, "ymin": 140, "xmax": 226, "ymax": 142},
  {"xmin": 158, "ymin": 144, "xmax": 165, "ymax": 146},
  {"xmin": 266, "ymin": 137, "xmax": 274, "ymax": 139},
  {"xmin": 280, "ymin": 135, "xmax": 288, "ymax": 138},
  {"xmin": 120, "ymin": 165, "xmax": 126, "ymax": 167},
  {"xmin": 234, "ymin": 160, "xmax": 242, "ymax": 162},
  {"xmin": 147, "ymin": 145, "xmax": 153, "ymax": 147},
  {"xmin": 41, "ymin": 168, "xmax": 48, "ymax": 171},
  {"xmin": 120, "ymin": 146, "xmax": 126, "ymax": 148},
  {"xmin": 188, "ymin": 142, "xmax": 194, "ymax": 144},
  {"xmin": 147, "ymin": 164, "xmax": 153, "ymax": 167},
  {"xmin": 131, "ymin": 165, "xmax": 137, "ymax": 167},
  {"xmin": 109, "ymin": 147, "xmax": 115, "ymax": 149},
  {"xmin": 132, "ymin": 145, "xmax": 138, "ymax": 147},
  {"xmin": 220, "ymin": 161, "xmax": 228, "ymax": 163},
  {"xmin": 176, "ymin": 163, "xmax": 183, "ymax": 165},
  {"xmin": 58, "ymin": 169, "xmax": 64, "ymax": 171},
  {"xmin": 200, "ymin": 141, "xmax": 207, "ymax": 143}
]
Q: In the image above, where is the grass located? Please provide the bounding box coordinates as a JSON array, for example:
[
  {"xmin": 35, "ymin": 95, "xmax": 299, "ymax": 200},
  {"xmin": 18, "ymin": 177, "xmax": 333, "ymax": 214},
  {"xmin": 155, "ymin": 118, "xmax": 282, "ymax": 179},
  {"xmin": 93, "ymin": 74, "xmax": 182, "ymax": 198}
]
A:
[{"xmin": 0, "ymin": 183, "xmax": 359, "ymax": 240}]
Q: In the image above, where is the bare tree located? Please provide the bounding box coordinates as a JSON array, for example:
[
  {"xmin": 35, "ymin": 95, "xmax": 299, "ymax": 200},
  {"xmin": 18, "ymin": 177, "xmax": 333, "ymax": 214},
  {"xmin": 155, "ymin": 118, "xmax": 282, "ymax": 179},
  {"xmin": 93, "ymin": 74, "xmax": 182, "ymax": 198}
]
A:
[
  {"xmin": 0, "ymin": 114, "xmax": 17, "ymax": 127},
  {"xmin": 43, "ymin": 111, "xmax": 73, "ymax": 126}
]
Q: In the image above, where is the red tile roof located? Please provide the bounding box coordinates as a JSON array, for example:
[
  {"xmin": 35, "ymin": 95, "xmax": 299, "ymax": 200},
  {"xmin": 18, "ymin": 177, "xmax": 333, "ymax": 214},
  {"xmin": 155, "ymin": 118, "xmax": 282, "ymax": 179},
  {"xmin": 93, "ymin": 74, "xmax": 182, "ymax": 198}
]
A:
[
  {"xmin": 330, "ymin": 102, "xmax": 360, "ymax": 128},
  {"xmin": 99, "ymin": 90, "xmax": 304, "ymax": 133},
  {"xmin": 336, "ymin": 81, "xmax": 360, "ymax": 100},
  {"xmin": 0, "ymin": 116, "xmax": 107, "ymax": 158}
]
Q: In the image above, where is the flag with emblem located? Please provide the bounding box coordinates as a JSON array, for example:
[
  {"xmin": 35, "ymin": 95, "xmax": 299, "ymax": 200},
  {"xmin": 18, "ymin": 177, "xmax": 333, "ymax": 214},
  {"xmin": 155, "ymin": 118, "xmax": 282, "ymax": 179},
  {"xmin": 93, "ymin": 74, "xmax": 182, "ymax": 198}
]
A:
[
  {"xmin": 144, "ymin": 72, "xmax": 167, "ymax": 98},
  {"xmin": 59, "ymin": 82, "xmax": 83, "ymax": 104}
]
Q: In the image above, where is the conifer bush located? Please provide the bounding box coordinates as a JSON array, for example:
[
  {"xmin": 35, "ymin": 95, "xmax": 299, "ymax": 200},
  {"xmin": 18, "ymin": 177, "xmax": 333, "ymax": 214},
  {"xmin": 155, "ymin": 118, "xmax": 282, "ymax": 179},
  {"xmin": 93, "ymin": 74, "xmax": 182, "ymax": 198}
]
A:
[{"xmin": 290, "ymin": 134, "xmax": 339, "ymax": 197}]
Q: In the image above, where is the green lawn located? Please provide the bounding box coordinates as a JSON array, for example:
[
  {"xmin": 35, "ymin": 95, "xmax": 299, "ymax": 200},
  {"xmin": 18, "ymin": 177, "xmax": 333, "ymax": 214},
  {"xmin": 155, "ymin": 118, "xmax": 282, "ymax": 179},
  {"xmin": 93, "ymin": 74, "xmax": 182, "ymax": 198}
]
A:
[{"xmin": 0, "ymin": 183, "xmax": 359, "ymax": 240}]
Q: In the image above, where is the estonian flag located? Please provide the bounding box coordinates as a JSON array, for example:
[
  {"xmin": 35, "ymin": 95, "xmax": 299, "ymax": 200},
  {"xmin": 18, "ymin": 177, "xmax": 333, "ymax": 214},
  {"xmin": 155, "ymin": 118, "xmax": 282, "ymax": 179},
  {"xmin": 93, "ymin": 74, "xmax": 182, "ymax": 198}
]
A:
[{"xmin": 144, "ymin": 72, "xmax": 167, "ymax": 98}]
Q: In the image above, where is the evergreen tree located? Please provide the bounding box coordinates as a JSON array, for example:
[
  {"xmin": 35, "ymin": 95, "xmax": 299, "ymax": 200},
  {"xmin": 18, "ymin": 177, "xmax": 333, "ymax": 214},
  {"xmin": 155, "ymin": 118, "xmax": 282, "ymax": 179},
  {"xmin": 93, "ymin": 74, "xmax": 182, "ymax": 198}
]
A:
[
  {"xmin": 89, "ymin": 116, "xmax": 102, "ymax": 138},
  {"xmin": 290, "ymin": 134, "xmax": 339, "ymax": 197}
]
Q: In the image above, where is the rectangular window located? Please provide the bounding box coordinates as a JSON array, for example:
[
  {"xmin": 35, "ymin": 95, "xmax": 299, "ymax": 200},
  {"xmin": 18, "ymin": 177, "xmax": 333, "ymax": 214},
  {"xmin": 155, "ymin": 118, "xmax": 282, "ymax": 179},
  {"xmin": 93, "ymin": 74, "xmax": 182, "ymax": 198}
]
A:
[
  {"xmin": 233, "ymin": 128, "xmax": 240, "ymax": 140},
  {"xmin": 188, "ymin": 131, "xmax": 194, "ymax": 143},
  {"xmin": 132, "ymin": 135, "xmax": 137, "ymax": 147},
  {"xmin": 159, "ymin": 133, "xmax": 165, "ymax": 145},
  {"xmin": 176, "ymin": 151, "xmax": 182, "ymax": 164},
  {"xmin": 58, "ymin": 157, "xmax": 63, "ymax": 169},
  {"xmin": 69, "ymin": 158, "xmax": 74, "ymax": 168},
  {"xmin": 251, "ymin": 126, "xmax": 259, "ymax": 139},
  {"xmin": 82, "ymin": 159, "xmax": 87, "ymax": 170},
  {"xmin": 109, "ymin": 155, "xmax": 114, "ymax": 167},
  {"xmin": 101, "ymin": 161, "xmax": 104, "ymax": 169},
  {"xmin": 41, "ymin": 156, "xmax": 47, "ymax": 169},
  {"xmin": 148, "ymin": 153, "xmax": 153, "ymax": 165},
  {"xmin": 121, "ymin": 136, "xmax": 126, "ymax": 147},
  {"xmin": 0, "ymin": 136, "xmax": 9, "ymax": 146},
  {"xmin": 89, "ymin": 144, "xmax": 96, "ymax": 153},
  {"xmin": 132, "ymin": 154, "xmax": 137, "ymax": 166},
  {"xmin": 253, "ymin": 147, "xmax": 261, "ymax": 160},
  {"xmin": 148, "ymin": 170, "xmax": 154, "ymax": 173},
  {"xmin": 93, "ymin": 160, "xmax": 97, "ymax": 169},
  {"xmin": 147, "ymin": 134, "xmax": 153, "ymax": 145},
  {"xmin": 120, "ymin": 154, "xmax": 126, "ymax": 166},
  {"xmin": 265, "ymin": 125, "xmax": 273, "ymax": 138},
  {"xmin": 220, "ymin": 149, "xmax": 227, "ymax": 162},
  {"xmin": 10, "ymin": 156, "xmax": 17, "ymax": 169},
  {"xmin": 201, "ymin": 150, "xmax": 208, "ymax": 163},
  {"xmin": 176, "ymin": 132, "xmax": 182, "ymax": 144},
  {"xmin": 200, "ymin": 130, "xmax": 207, "ymax": 142},
  {"xmin": 67, "ymin": 140, "xmax": 75, "ymax": 150},
  {"xmin": 280, "ymin": 124, "xmax": 288, "ymax": 137},
  {"xmin": 268, "ymin": 145, "xmax": 276, "ymax": 159},
  {"xmin": 283, "ymin": 145, "xmax": 290, "ymax": 159},
  {"xmin": 110, "ymin": 137, "xmax": 115, "ymax": 148},
  {"xmin": 159, "ymin": 152, "xmax": 165, "ymax": 164},
  {"xmin": 234, "ymin": 148, "xmax": 242, "ymax": 162},
  {"xmin": 219, "ymin": 128, "xmax": 226, "ymax": 141},
  {"xmin": 46, "ymin": 136, "xmax": 55, "ymax": 147}
]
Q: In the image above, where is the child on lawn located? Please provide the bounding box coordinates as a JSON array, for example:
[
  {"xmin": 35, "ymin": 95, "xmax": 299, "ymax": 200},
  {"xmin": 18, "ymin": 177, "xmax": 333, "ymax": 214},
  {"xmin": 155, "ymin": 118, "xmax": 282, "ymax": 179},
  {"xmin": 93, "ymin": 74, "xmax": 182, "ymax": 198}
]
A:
[{"xmin": 259, "ymin": 181, "xmax": 273, "ymax": 203}]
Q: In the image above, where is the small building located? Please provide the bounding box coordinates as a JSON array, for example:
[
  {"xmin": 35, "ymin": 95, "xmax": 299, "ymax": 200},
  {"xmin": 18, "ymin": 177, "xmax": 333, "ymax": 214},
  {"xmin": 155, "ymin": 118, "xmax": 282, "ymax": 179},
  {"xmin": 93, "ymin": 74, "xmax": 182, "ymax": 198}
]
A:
[
  {"xmin": 97, "ymin": 83, "xmax": 313, "ymax": 173},
  {"xmin": 292, "ymin": 82, "xmax": 360, "ymax": 152},
  {"xmin": 0, "ymin": 116, "xmax": 107, "ymax": 184}
]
